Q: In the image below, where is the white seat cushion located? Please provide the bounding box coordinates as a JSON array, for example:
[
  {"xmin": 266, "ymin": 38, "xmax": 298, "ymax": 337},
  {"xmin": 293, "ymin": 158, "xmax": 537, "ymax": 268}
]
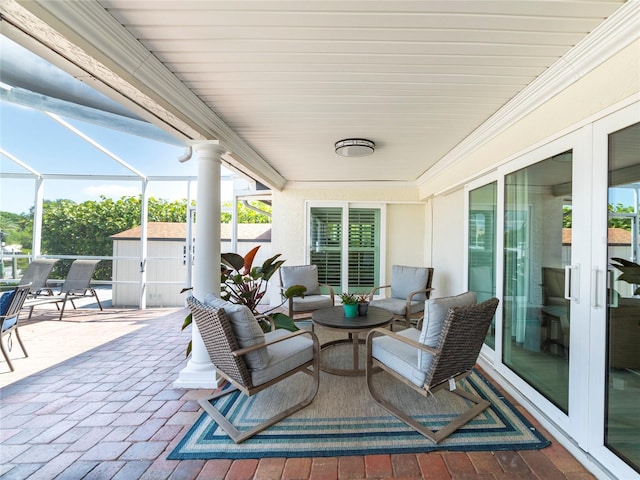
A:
[
  {"xmin": 281, "ymin": 265, "xmax": 321, "ymax": 295},
  {"xmin": 250, "ymin": 329, "xmax": 314, "ymax": 386},
  {"xmin": 371, "ymin": 328, "xmax": 427, "ymax": 387},
  {"xmin": 291, "ymin": 294, "xmax": 333, "ymax": 312},
  {"xmin": 368, "ymin": 297, "xmax": 424, "ymax": 316},
  {"xmin": 390, "ymin": 265, "xmax": 430, "ymax": 302},
  {"xmin": 204, "ymin": 293, "xmax": 269, "ymax": 370}
]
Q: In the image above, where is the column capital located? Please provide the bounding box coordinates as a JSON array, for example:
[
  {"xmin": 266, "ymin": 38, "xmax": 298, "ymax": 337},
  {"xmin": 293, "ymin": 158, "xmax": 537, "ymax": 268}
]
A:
[{"xmin": 188, "ymin": 140, "xmax": 228, "ymax": 160}]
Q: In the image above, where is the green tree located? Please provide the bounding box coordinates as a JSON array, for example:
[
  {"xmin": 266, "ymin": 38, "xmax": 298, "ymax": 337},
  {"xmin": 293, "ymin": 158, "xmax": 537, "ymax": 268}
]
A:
[
  {"xmin": 563, "ymin": 203, "xmax": 636, "ymax": 230},
  {"xmin": 0, "ymin": 211, "xmax": 33, "ymax": 251},
  {"xmin": 608, "ymin": 203, "xmax": 634, "ymax": 230},
  {"xmin": 221, "ymin": 200, "xmax": 271, "ymax": 223},
  {"xmin": 41, "ymin": 195, "xmax": 189, "ymax": 280}
]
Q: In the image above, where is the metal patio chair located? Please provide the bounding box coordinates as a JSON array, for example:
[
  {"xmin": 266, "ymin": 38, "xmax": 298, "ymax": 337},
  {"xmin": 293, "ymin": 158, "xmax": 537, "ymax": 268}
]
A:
[
  {"xmin": 19, "ymin": 258, "xmax": 59, "ymax": 297},
  {"xmin": 279, "ymin": 265, "xmax": 335, "ymax": 320},
  {"xmin": 1, "ymin": 284, "xmax": 32, "ymax": 371},
  {"xmin": 366, "ymin": 294, "xmax": 499, "ymax": 443},
  {"xmin": 25, "ymin": 259, "xmax": 102, "ymax": 320},
  {"xmin": 188, "ymin": 295, "xmax": 320, "ymax": 443},
  {"xmin": 368, "ymin": 265, "xmax": 434, "ymax": 329}
]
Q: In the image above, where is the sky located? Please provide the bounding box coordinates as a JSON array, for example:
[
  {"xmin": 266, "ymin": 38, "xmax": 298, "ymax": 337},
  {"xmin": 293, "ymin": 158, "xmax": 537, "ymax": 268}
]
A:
[{"xmin": 0, "ymin": 100, "xmax": 237, "ymax": 215}]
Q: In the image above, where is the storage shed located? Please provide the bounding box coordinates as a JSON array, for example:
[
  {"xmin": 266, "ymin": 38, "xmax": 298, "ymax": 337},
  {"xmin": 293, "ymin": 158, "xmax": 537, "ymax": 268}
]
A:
[{"xmin": 111, "ymin": 222, "xmax": 272, "ymax": 307}]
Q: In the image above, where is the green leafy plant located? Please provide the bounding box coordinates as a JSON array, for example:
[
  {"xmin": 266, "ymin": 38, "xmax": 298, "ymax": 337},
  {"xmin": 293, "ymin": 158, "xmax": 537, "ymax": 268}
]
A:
[
  {"xmin": 611, "ymin": 257, "xmax": 640, "ymax": 295},
  {"xmin": 356, "ymin": 293, "xmax": 370, "ymax": 303},
  {"xmin": 181, "ymin": 246, "xmax": 305, "ymax": 357},
  {"xmin": 339, "ymin": 292, "xmax": 357, "ymax": 305}
]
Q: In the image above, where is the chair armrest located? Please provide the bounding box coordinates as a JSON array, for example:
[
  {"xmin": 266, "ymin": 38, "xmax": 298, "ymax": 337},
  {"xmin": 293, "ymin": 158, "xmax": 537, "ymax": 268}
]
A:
[
  {"xmin": 369, "ymin": 284, "xmax": 391, "ymax": 299},
  {"xmin": 232, "ymin": 329, "xmax": 319, "ymax": 357},
  {"xmin": 319, "ymin": 283, "xmax": 335, "ymax": 303},
  {"xmin": 366, "ymin": 327, "xmax": 439, "ymax": 356},
  {"xmin": 406, "ymin": 287, "xmax": 434, "ymax": 302}
]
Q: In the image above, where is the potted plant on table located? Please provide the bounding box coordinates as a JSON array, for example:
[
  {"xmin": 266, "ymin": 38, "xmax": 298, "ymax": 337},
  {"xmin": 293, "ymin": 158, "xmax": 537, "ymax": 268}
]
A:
[
  {"xmin": 356, "ymin": 293, "xmax": 370, "ymax": 316},
  {"xmin": 339, "ymin": 292, "xmax": 359, "ymax": 318}
]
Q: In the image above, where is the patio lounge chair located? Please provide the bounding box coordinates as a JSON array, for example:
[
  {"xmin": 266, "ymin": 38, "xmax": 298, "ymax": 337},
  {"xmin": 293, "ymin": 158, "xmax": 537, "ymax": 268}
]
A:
[
  {"xmin": 1, "ymin": 284, "xmax": 32, "ymax": 371},
  {"xmin": 24, "ymin": 259, "xmax": 102, "ymax": 321},
  {"xmin": 368, "ymin": 265, "xmax": 434, "ymax": 329},
  {"xmin": 187, "ymin": 295, "xmax": 320, "ymax": 443},
  {"xmin": 279, "ymin": 265, "xmax": 335, "ymax": 320},
  {"xmin": 19, "ymin": 258, "xmax": 59, "ymax": 297},
  {"xmin": 366, "ymin": 293, "xmax": 499, "ymax": 443}
]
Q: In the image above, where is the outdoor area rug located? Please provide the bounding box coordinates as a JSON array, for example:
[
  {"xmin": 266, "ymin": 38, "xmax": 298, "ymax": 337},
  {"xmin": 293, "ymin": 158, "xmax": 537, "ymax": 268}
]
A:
[{"xmin": 168, "ymin": 365, "xmax": 549, "ymax": 460}]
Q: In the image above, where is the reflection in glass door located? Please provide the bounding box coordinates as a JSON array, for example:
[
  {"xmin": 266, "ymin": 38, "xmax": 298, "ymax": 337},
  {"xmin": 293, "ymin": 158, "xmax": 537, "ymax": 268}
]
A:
[
  {"xmin": 605, "ymin": 122, "xmax": 640, "ymax": 471},
  {"xmin": 468, "ymin": 182, "xmax": 497, "ymax": 349},
  {"xmin": 503, "ymin": 151, "xmax": 572, "ymax": 412}
]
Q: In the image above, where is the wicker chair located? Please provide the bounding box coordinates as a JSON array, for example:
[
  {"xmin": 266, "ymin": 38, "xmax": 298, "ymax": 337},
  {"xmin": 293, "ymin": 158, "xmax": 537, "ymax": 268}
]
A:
[
  {"xmin": 187, "ymin": 295, "xmax": 320, "ymax": 443},
  {"xmin": 368, "ymin": 265, "xmax": 434, "ymax": 329},
  {"xmin": 1, "ymin": 284, "xmax": 32, "ymax": 371},
  {"xmin": 366, "ymin": 296, "xmax": 499, "ymax": 443}
]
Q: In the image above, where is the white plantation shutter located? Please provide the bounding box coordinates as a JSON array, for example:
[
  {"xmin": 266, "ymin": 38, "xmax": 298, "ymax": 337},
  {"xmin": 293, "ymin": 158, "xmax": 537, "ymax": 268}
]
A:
[
  {"xmin": 309, "ymin": 206, "xmax": 380, "ymax": 292},
  {"xmin": 310, "ymin": 207, "xmax": 342, "ymax": 288},
  {"xmin": 348, "ymin": 208, "xmax": 379, "ymax": 291}
]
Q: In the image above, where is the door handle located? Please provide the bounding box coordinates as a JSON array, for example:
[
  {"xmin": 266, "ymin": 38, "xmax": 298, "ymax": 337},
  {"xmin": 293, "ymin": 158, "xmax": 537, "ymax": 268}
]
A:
[
  {"xmin": 607, "ymin": 268, "xmax": 619, "ymax": 308},
  {"xmin": 592, "ymin": 267, "xmax": 600, "ymax": 309},
  {"xmin": 564, "ymin": 264, "xmax": 580, "ymax": 303}
]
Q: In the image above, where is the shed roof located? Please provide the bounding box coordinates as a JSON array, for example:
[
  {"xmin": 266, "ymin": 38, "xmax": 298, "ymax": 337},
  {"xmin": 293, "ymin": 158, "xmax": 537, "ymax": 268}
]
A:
[
  {"xmin": 562, "ymin": 227, "xmax": 637, "ymax": 245},
  {"xmin": 111, "ymin": 222, "xmax": 271, "ymax": 242}
]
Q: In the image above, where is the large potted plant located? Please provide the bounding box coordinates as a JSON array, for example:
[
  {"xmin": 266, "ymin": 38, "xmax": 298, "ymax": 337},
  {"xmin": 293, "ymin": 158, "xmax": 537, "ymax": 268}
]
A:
[{"xmin": 181, "ymin": 246, "xmax": 305, "ymax": 357}]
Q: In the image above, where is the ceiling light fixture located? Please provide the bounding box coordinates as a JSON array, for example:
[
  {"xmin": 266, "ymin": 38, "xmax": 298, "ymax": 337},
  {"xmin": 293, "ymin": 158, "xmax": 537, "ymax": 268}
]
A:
[{"xmin": 335, "ymin": 138, "xmax": 375, "ymax": 157}]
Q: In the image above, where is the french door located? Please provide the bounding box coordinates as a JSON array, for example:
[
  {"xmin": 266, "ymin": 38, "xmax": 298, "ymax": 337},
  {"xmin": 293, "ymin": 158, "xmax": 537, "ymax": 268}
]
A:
[
  {"xmin": 468, "ymin": 101, "xmax": 639, "ymax": 477},
  {"xmin": 588, "ymin": 105, "xmax": 639, "ymax": 477},
  {"xmin": 307, "ymin": 203, "xmax": 383, "ymax": 294}
]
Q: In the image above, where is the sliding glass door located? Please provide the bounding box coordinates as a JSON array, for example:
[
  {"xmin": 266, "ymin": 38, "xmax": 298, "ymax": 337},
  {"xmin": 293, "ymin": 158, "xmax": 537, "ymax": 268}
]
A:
[
  {"xmin": 604, "ymin": 122, "xmax": 640, "ymax": 472},
  {"xmin": 468, "ymin": 182, "xmax": 498, "ymax": 349},
  {"xmin": 468, "ymin": 104, "xmax": 639, "ymax": 477},
  {"xmin": 503, "ymin": 152, "xmax": 572, "ymax": 412}
]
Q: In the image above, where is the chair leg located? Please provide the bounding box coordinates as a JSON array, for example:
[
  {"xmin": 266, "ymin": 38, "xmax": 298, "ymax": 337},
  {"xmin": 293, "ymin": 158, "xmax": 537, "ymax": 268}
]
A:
[
  {"xmin": 198, "ymin": 362, "xmax": 320, "ymax": 444},
  {"xmin": 90, "ymin": 289, "xmax": 103, "ymax": 311},
  {"xmin": 1, "ymin": 336, "xmax": 15, "ymax": 371},
  {"xmin": 14, "ymin": 328, "xmax": 28, "ymax": 358},
  {"xmin": 58, "ymin": 297, "xmax": 70, "ymax": 321},
  {"xmin": 366, "ymin": 362, "xmax": 490, "ymax": 444}
]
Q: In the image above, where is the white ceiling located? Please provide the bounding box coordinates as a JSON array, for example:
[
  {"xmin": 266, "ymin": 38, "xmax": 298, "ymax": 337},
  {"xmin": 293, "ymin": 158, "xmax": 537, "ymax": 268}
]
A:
[{"xmin": 1, "ymin": 0, "xmax": 630, "ymax": 189}]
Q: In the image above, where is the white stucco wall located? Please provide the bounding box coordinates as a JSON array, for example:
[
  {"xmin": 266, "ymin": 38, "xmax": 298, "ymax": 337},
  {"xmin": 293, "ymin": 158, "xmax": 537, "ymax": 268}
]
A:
[{"xmin": 431, "ymin": 189, "xmax": 466, "ymax": 297}]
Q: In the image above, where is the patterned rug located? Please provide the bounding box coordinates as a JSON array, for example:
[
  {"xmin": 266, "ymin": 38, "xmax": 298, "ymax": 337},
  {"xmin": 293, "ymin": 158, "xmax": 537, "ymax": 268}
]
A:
[{"xmin": 168, "ymin": 367, "xmax": 549, "ymax": 460}]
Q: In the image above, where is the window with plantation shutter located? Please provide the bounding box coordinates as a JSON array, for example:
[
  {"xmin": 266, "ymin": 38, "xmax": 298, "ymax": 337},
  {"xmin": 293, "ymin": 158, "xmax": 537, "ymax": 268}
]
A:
[
  {"xmin": 310, "ymin": 207, "xmax": 342, "ymax": 288},
  {"xmin": 348, "ymin": 208, "xmax": 379, "ymax": 291},
  {"xmin": 309, "ymin": 206, "xmax": 380, "ymax": 293}
]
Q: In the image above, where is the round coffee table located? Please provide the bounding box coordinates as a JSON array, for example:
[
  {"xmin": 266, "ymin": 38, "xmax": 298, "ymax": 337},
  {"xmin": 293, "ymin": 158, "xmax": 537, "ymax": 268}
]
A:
[{"xmin": 312, "ymin": 306, "xmax": 392, "ymax": 376}]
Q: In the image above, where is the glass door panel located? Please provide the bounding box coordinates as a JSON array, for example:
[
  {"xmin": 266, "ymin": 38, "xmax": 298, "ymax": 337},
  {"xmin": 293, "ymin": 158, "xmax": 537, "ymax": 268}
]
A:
[
  {"xmin": 468, "ymin": 182, "xmax": 497, "ymax": 348},
  {"xmin": 503, "ymin": 151, "xmax": 572, "ymax": 412},
  {"xmin": 605, "ymin": 122, "xmax": 640, "ymax": 471}
]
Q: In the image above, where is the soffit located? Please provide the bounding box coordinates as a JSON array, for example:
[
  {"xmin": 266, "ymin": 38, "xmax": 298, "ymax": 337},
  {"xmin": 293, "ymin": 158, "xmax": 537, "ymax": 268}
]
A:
[{"xmin": 4, "ymin": 0, "xmax": 629, "ymax": 187}]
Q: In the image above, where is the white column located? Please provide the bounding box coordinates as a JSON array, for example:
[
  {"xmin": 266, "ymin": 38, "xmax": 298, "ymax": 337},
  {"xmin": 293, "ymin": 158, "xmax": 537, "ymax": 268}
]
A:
[{"xmin": 174, "ymin": 141, "xmax": 227, "ymax": 389}]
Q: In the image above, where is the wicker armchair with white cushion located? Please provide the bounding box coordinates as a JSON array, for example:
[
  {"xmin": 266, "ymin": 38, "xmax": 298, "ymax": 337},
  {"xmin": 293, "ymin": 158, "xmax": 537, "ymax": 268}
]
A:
[
  {"xmin": 188, "ymin": 294, "xmax": 320, "ymax": 443},
  {"xmin": 366, "ymin": 292, "xmax": 499, "ymax": 443}
]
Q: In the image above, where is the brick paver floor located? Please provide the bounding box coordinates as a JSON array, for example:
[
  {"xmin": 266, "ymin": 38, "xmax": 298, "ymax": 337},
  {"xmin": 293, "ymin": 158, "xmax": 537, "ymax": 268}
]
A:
[{"xmin": 0, "ymin": 305, "xmax": 597, "ymax": 479}]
